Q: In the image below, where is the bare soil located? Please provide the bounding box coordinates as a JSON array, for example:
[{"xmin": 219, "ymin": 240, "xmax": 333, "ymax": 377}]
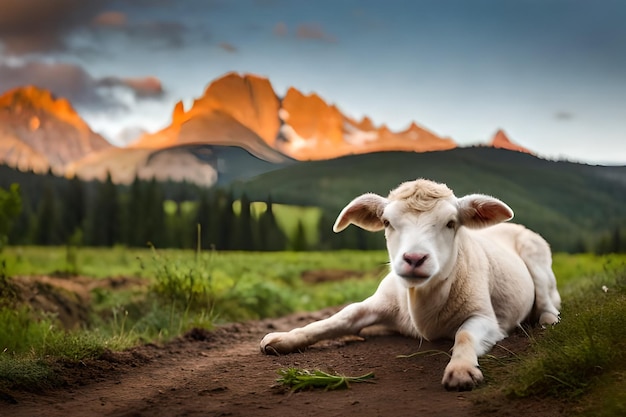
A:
[{"xmin": 2, "ymin": 276, "xmax": 574, "ymax": 417}]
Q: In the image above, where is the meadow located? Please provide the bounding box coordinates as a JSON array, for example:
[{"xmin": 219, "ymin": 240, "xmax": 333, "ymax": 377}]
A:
[{"xmin": 0, "ymin": 247, "xmax": 625, "ymax": 414}]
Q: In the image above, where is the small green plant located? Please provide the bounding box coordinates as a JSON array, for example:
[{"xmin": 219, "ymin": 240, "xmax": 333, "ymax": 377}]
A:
[
  {"xmin": 64, "ymin": 228, "xmax": 83, "ymax": 275},
  {"xmin": 276, "ymin": 367, "xmax": 375, "ymax": 391}
]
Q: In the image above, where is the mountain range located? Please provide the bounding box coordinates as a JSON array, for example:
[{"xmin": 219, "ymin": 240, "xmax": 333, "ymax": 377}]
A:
[{"xmin": 0, "ymin": 72, "xmax": 530, "ymax": 186}]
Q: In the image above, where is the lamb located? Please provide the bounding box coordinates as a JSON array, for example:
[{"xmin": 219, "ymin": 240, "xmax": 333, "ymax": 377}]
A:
[{"xmin": 260, "ymin": 178, "xmax": 561, "ymax": 391}]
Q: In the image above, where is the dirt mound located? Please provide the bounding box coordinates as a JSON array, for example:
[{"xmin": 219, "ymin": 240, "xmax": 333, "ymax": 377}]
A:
[{"xmin": 6, "ymin": 275, "xmax": 146, "ymax": 329}]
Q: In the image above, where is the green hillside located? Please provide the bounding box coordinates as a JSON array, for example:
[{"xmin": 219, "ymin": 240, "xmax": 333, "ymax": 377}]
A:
[{"xmin": 232, "ymin": 147, "xmax": 626, "ymax": 252}]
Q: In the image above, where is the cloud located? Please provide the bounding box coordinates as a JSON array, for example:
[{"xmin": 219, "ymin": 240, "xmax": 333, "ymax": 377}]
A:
[
  {"xmin": 0, "ymin": 1, "xmax": 189, "ymax": 56},
  {"xmin": 554, "ymin": 111, "xmax": 574, "ymax": 121},
  {"xmin": 273, "ymin": 21, "xmax": 337, "ymax": 43},
  {"xmin": 123, "ymin": 21, "xmax": 187, "ymax": 48},
  {"xmin": 296, "ymin": 23, "xmax": 337, "ymax": 43},
  {"xmin": 218, "ymin": 42, "xmax": 237, "ymax": 52},
  {"xmin": 98, "ymin": 76, "xmax": 165, "ymax": 98},
  {"xmin": 92, "ymin": 11, "xmax": 128, "ymax": 27},
  {"xmin": 0, "ymin": 60, "xmax": 166, "ymax": 110},
  {"xmin": 90, "ymin": 10, "xmax": 187, "ymax": 49},
  {"xmin": 0, "ymin": 60, "xmax": 107, "ymax": 107},
  {"xmin": 0, "ymin": 0, "xmax": 105, "ymax": 55}
]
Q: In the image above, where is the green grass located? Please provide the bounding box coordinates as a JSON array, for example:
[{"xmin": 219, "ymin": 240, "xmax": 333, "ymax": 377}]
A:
[
  {"xmin": 0, "ymin": 246, "xmax": 387, "ymax": 391},
  {"xmin": 478, "ymin": 254, "xmax": 626, "ymax": 415},
  {"xmin": 2, "ymin": 246, "xmax": 147, "ymax": 278},
  {"xmin": 1, "ymin": 246, "xmax": 625, "ymax": 411},
  {"xmin": 1, "ymin": 246, "xmax": 386, "ymax": 280}
]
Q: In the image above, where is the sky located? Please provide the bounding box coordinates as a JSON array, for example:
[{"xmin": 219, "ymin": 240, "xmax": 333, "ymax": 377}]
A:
[{"xmin": 0, "ymin": 0, "xmax": 625, "ymax": 165}]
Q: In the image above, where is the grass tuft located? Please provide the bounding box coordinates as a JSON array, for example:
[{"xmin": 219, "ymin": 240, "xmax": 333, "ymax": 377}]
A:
[
  {"xmin": 276, "ymin": 367, "xmax": 375, "ymax": 391},
  {"xmin": 0, "ymin": 355, "xmax": 58, "ymax": 391},
  {"xmin": 476, "ymin": 258, "xmax": 626, "ymax": 416},
  {"xmin": 506, "ymin": 283, "xmax": 626, "ymax": 399}
]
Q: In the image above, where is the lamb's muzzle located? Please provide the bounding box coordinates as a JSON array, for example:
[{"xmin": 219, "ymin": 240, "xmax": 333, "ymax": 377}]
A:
[{"xmin": 400, "ymin": 252, "xmax": 429, "ymax": 278}]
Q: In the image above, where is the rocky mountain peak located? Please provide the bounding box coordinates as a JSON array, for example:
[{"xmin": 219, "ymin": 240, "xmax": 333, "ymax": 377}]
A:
[
  {"xmin": 0, "ymin": 85, "xmax": 88, "ymax": 130},
  {"xmin": 0, "ymin": 85, "xmax": 112, "ymax": 173},
  {"xmin": 194, "ymin": 72, "xmax": 281, "ymax": 146},
  {"xmin": 490, "ymin": 129, "xmax": 532, "ymax": 154}
]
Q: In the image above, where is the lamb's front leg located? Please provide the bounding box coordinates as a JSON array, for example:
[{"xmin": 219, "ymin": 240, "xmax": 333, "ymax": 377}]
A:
[
  {"xmin": 260, "ymin": 297, "xmax": 388, "ymax": 355},
  {"xmin": 442, "ymin": 315, "xmax": 506, "ymax": 391}
]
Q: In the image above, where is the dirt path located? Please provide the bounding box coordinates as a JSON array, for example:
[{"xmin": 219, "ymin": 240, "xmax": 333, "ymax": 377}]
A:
[{"xmin": 3, "ymin": 307, "xmax": 569, "ymax": 417}]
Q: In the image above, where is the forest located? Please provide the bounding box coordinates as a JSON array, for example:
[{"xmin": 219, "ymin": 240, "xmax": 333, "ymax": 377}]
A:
[
  {"xmin": 0, "ymin": 165, "xmax": 383, "ymax": 252},
  {"xmin": 1, "ymin": 149, "xmax": 625, "ymax": 254}
]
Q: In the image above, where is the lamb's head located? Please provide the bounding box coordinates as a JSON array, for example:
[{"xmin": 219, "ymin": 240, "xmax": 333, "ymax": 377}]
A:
[{"xmin": 333, "ymin": 179, "xmax": 514, "ymax": 287}]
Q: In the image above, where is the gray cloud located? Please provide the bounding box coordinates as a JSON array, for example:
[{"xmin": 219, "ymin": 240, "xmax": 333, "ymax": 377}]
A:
[
  {"xmin": 0, "ymin": 60, "xmax": 165, "ymax": 110},
  {"xmin": 0, "ymin": 60, "xmax": 107, "ymax": 107},
  {"xmin": 218, "ymin": 42, "xmax": 238, "ymax": 53},
  {"xmin": 0, "ymin": 0, "xmax": 107, "ymax": 54},
  {"xmin": 0, "ymin": 0, "xmax": 190, "ymax": 56},
  {"xmin": 92, "ymin": 14, "xmax": 187, "ymax": 49},
  {"xmin": 98, "ymin": 76, "xmax": 165, "ymax": 98},
  {"xmin": 554, "ymin": 111, "xmax": 574, "ymax": 121},
  {"xmin": 92, "ymin": 11, "xmax": 128, "ymax": 27},
  {"xmin": 272, "ymin": 22, "xmax": 337, "ymax": 43},
  {"xmin": 296, "ymin": 23, "xmax": 337, "ymax": 43}
]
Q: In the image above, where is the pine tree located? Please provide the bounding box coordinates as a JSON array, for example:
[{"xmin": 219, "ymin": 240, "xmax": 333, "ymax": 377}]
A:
[
  {"xmin": 291, "ymin": 220, "xmax": 308, "ymax": 251},
  {"xmin": 258, "ymin": 196, "xmax": 288, "ymax": 251},
  {"xmin": 86, "ymin": 172, "xmax": 119, "ymax": 246},
  {"xmin": 143, "ymin": 178, "xmax": 166, "ymax": 248},
  {"xmin": 217, "ymin": 190, "xmax": 235, "ymax": 250},
  {"xmin": 0, "ymin": 183, "xmax": 22, "ymax": 250},
  {"xmin": 8, "ymin": 196, "xmax": 31, "ymax": 245},
  {"xmin": 316, "ymin": 211, "xmax": 339, "ymax": 250},
  {"xmin": 126, "ymin": 176, "xmax": 146, "ymax": 247},
  {"xmin": 233, "ymin": 193, "xmax": 255, "ymax": 250},
  {"xmin": 35, "ymin": 183, "xmax": 63, "ymax": 245},
  {"xmin": 62, "ymin": 176, "xmax": 86, "ymax": 243}
]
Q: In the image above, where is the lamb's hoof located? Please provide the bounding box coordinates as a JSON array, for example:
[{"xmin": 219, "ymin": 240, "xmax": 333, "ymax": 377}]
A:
[
  {"xmin": 260, "ymin": 332, "xmax": 295, "ymax": 355},
  {"xmin": 539, "ymin": 312, "xmax": 560, "ymax": 327},
  {"xmin": 442, "ymin": 360, "xmax": 483, "ymax": 391}
]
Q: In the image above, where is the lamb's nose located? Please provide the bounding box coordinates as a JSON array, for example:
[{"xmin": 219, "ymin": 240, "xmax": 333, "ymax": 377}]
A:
[{"xmin": 403, "ymin": 253, "xmax": 428, "ymax": 268}]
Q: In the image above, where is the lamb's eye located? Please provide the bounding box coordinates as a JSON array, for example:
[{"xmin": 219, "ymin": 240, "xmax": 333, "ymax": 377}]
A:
[
  {"xmin": 382, "ymin": 219, "xmax": 390, "ymax": 228},
  {"xmin": 446, "ymin": 220, "xmax": 456, "ymax": 229}
]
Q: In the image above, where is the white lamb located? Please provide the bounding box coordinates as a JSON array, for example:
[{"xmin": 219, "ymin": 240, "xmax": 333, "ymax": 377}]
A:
[{"xmin": 260, "ymin": 179, "xmax": 561, "ymax": 391}]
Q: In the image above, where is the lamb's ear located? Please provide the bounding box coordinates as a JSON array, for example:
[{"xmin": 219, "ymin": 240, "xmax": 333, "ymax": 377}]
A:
[
  {"xmin": 457, "ymin": 194, "xmax": 514, "ymax": 229},
  {"xmin": 333, "ymin": 193, "xmax": 388, "ymax": 233}
]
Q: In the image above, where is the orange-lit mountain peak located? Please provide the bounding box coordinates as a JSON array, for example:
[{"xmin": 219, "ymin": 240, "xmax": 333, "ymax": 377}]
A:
[
  {"xmin": 201, "ymin": 71, "xmax": 276, "ymax": 99},
  {"xmin": 0, "ymin": 85, "xmax": 112, "ymax": 173},
  {"xmin": 192, "ymin": 72, "xmax": 280, "ymax": 145},
  {"xmin": 120, "ymin": 72, "xmax": 458, "ymax": 163},
  {"xmin": 357, "ymin": 116, "xmax": 375, "ymax": 131},
  {"xmin": 490, "ymin": 129, "xmax": 532, "ymax": 154},
  {"xmin": 378, "ymin": 124, "xmax": 391, "ymax": 135},
  {"xmin": 0, "ymin": 85, "xmax": 89, "ymax": 130},
  {"xmin": 0, "ymin": 85, "xmax": 59, "ymax": 114},
  {"xmin": 171, "ymin": 100, "xmax": 186, "ymax": 124},
  {"xmin": 405, "ymin": 121, "xmax": 421, "ymax": 131}
]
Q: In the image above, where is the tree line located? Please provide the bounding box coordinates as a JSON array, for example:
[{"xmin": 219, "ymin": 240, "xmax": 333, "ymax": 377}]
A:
[
  {"xmin": 0, "ymin": 165, "xmax": 623, "ymax": 253},
  {"xmin": 0, "ymin": 166, "xmax": 385, "ymax": 252}
]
